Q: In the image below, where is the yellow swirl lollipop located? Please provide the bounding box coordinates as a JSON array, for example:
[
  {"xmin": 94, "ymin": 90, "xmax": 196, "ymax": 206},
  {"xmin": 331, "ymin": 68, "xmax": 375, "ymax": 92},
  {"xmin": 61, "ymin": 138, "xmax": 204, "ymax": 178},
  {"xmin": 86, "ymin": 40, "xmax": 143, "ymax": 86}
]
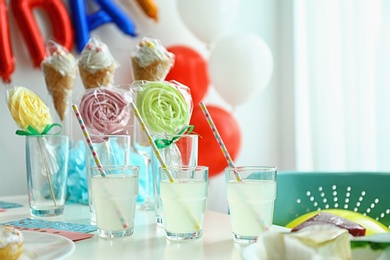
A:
[
  {"xmin": 7, "ymin": 86, "xmax": 52, "ymax": 133},
  {"xmin": 135, "ymin": 81, "xmax": 192, "ymax": 134}
]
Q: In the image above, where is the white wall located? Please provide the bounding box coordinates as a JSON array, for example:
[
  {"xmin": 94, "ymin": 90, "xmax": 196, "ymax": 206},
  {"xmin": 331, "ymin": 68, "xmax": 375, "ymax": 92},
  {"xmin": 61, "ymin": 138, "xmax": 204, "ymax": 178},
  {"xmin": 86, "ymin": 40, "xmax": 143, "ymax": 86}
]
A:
[{"xmin": 0, "ymin": 0, "xmax": 295, "ymax": 212}]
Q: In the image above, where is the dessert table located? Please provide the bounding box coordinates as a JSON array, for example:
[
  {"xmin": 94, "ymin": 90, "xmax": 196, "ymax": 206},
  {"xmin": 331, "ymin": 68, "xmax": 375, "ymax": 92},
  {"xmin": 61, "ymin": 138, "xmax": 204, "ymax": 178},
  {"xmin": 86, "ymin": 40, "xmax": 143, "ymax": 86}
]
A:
[{"xmin": 0, "ymin": 195, "xmax": 287, "ymax": 259}]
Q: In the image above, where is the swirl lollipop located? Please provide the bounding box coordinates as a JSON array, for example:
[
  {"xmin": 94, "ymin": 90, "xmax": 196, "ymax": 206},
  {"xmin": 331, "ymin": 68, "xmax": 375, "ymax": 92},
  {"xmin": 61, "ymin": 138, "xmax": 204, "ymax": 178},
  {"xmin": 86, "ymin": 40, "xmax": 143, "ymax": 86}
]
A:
[
  {"xmin": 7, "ymin": 86, "xmax": 59, "ymax": 207},
  {"xmin": 7, "ymin": 86, "xmax": 52, "ymax": 133},
  {"xmin": 134, "ymin": 81, "xmax": 192, "ymax": 135},
  {"xmin": 79, "ymin": 88, "xmax": 131, "ymax": 135}
]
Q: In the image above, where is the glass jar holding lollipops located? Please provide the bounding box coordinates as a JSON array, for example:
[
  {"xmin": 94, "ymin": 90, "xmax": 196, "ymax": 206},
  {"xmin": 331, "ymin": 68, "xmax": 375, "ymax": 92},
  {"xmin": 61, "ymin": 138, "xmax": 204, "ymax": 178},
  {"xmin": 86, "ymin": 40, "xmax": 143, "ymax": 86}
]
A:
[{"xmin": 130, "ymin": 80, "xmax": 193, "ymax": 211}]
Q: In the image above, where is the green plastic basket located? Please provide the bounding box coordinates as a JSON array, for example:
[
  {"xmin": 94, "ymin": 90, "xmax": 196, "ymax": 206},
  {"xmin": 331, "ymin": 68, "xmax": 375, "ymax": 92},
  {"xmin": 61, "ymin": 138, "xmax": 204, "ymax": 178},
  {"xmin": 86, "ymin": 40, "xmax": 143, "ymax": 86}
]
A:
[{"xmin": 274, "ymin": 171, "xmax": 390, "ymax": 228}]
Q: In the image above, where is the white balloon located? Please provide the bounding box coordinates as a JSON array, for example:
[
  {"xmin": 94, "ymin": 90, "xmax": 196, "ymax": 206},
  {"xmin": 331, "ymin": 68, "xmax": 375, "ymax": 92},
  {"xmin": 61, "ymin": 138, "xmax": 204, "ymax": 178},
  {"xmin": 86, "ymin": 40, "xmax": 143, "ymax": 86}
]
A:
[
  {"xmin": 176, "ymin": 0, "xmax": 240, "ymax": 44},
  {"xmin": 208, "ymin": 33, "xmax": 274, "ymax": 106}
]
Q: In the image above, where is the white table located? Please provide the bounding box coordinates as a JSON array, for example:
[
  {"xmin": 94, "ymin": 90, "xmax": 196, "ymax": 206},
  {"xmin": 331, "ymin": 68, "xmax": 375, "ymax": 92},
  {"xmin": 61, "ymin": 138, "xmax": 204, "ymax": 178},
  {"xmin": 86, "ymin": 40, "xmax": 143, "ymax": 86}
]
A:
[{"xmin": 0, "ymin": 195, "xmax": 286, "ymax": 259}]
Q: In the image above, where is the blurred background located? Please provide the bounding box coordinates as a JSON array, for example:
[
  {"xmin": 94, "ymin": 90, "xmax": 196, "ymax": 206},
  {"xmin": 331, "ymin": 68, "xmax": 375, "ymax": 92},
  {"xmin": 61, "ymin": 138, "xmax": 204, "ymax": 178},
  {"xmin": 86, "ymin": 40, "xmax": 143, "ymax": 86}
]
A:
[{"xmin": 1, "ymin": 0, "xmax": 389, "ymax": 212}]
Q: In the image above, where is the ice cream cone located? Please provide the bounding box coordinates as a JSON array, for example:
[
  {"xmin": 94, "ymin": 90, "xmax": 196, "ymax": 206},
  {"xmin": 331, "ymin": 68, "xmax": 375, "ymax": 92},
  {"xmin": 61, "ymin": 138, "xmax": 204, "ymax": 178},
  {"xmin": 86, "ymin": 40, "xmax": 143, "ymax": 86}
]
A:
[
  {"xmin": 78, "ymin": 36, "xmax": 118, "ymax": 89},
  {"xmin": 131, "ymin": 58, "xmax": 172, "ymax": 81},
  {"xmin": 78, "ymin": 64, "xmax": 116, "ymax": 89},
  {"xmin": 42, "ymin": 63, "xmax": 75, "ymax": 121},
  {"xmin": 131, "ymin": 37, "xmax": 174, "ymax": 81}
]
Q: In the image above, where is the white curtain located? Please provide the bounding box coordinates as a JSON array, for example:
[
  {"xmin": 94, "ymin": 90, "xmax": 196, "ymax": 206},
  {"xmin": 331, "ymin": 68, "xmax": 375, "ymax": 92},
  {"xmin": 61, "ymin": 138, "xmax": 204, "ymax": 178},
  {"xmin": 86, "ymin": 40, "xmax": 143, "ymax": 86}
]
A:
[{"xmin": 293, "ymin": 0, "xmax": 390, "ymax": 171}]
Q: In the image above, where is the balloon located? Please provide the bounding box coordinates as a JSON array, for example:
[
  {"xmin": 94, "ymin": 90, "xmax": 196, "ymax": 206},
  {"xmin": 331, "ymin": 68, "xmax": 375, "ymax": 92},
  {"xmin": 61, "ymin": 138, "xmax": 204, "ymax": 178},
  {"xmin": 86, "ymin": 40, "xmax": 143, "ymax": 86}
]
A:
[
  {"xmin": 136, "ymin": 0, "xmax": 158, "ymax": 22},
  {"xmin": 165, "ymin": 45, "xmax": 209, "ymax": 105},
  {"xmin": 69, "ymin": 0, "xmax": 137, "ymax": 53},
  {"xmin": 208, "ymin": 33, "xmax": 274, "ymax": 106},
  {"xmin": 176, "ymin": 0, "xmax": 239, "ymax": 44},
  {"xmin": 11, "ymin": 0, "xmax": 74, "ymax": 68},
  {"xmin": 190, "ymin": 105, "xmax": 241, "ymax": 178},
  {"xmin": 0, "ymin": 0, "xmax": 14, "ymax": 83}
]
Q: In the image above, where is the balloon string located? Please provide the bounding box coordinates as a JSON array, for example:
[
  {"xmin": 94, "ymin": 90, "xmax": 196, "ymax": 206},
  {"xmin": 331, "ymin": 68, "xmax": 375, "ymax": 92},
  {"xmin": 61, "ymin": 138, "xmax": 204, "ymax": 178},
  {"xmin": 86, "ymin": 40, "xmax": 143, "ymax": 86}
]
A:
[{"xmin": 154, "ymin": 125, "xmax": 194, "ymax": 149}]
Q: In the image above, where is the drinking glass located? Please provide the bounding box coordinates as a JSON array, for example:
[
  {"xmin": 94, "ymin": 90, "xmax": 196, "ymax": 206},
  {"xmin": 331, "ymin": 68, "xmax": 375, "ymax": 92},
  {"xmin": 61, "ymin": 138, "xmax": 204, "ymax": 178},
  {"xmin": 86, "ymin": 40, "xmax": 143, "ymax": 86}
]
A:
[
  {"xmin": 159, "ymin": 166, "xmax": 208, "ymax": 241},
  {"xmin": 151, "ymin": 134, "xmax": 198, "ymax": 226},
  {"xmin": 26, "ymin": 135, "xmax": 69, "ymax": 217},
  {"xmin": 86, "ymin": 135, "xmax": 131, "ymax": 223},
  {"xmin": 91, "ymin": 165, "xmax": 139, "ymax": 238},
  {"xmin": 225, "ymin": 166, "xmax": 277, "ymax": 244},
  {"xmin": 133, "ymin": 119, "xmax": 154, "ymax": 210}
]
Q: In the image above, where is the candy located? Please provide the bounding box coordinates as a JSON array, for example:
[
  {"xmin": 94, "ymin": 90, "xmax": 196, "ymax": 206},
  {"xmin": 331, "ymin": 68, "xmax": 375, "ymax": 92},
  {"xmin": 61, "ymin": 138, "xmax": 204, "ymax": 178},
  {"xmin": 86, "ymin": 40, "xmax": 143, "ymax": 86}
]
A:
[
  {"xmin": 135, "ymin": 81, "xmax": 191, "ymax": 134},
  {"xmin": 78, "ymin": 37, "xmax": 117, "ymax": 89},
  {"xmin": 7, "ymin": 86, "xmax": 52, "ymax": 133},
  {"xmin": 42, "ymin": 40, "xmax": 77, "ymax": 121},
  {"xmin": 131, "ymin": 37, "xmax": 174, "ymax": 81},
  {"xmin": 79, "ymin": 88, "xmax": 130, "ymax": 135}
]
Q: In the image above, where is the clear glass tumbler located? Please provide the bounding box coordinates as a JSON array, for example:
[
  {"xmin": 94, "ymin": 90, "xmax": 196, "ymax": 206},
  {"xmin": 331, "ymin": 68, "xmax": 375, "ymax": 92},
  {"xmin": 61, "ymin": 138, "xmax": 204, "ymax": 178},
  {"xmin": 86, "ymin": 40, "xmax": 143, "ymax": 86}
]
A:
[
  {"xmin": 225, "ymin": 166, "xmax": 277, "ymax": 244},
  {"xmin": 159, "ymin": 166, "xmax": 208, "ymax": 241},
  {"xmin": 151, "ymin": 134, "xmax": 198, "ymax": 226},
  {"xmin": 86, "ymin": 135, "xmax": 131, "ymax": 223},
  {"xmin": 26, "ymin": 135, "xmax": 69, "ymax": 217},
  {"xmin": 91, "ymin": 165, "xmax": 139, "ymax": 238}
]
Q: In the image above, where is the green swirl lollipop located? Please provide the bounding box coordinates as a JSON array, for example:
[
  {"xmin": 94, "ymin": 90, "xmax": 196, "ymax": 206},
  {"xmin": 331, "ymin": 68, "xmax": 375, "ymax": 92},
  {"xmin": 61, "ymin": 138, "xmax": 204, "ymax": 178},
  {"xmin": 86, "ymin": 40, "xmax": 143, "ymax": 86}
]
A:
[{"xmin": 136, "ymin": 81, "xmax": 192, "ymax": 134}]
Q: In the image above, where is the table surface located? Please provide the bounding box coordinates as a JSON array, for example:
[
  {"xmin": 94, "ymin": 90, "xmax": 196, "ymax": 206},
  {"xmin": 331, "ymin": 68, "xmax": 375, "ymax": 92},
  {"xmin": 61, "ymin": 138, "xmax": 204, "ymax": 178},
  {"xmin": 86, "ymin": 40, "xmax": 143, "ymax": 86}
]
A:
[{"xmin": 0, "ymin": 195, "xmax": 287, "ymax": 260}]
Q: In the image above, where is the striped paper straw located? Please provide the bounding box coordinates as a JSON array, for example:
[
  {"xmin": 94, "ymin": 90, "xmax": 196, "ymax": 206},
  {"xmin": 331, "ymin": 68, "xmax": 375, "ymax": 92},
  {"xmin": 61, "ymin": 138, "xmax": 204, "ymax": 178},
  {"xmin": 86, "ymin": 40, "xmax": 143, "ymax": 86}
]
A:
[
  {"xmin": 72, "ymin": 105, "xmax": 106, "ymax": 177},
  {"xmin": 72, "ymin": 104, "xmax": 129, "ymax": 229},
  {"xmin": 199, "ymin": 102, "xmax": 242, "ymax": 182},
  {"xmin": 199, "ymin": 102, "xmax": 269, "ymax": 230},
  {"xmin": 129, "ymin": 101, "xmax": 175, "ymax": 183}
]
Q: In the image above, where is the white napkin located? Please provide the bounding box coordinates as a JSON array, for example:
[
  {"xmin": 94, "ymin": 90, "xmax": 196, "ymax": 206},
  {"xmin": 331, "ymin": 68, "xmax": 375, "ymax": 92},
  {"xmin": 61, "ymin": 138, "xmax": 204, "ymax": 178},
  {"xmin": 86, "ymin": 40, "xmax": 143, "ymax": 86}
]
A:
[{"xmin": 244, "ymin": 224, "xmax": 352, "ymax": 260}]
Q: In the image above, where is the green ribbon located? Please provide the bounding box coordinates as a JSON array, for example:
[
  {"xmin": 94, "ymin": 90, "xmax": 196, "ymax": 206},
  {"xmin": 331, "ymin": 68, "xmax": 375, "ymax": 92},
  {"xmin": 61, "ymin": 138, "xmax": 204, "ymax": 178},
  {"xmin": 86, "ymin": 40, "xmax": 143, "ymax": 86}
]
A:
[
  {"xmin": 154, "ymin": 125, "xmax": 194, "ymax": 149},
  {"xmin": 15, "ymin": 123, "xmax": 62, "ymax": 136}
]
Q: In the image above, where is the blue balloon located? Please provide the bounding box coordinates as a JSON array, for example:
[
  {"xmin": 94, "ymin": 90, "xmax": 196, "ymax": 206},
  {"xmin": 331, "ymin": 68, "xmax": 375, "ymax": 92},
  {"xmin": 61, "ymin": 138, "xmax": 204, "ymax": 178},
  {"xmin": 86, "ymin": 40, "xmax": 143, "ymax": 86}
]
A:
[
  {"xmin": 88, "ymin": 10, "xmax": 113, "ymax": 31},
  {"xmin": 69, "ymin": 0, "xmax": 137, "ymax": 52}
]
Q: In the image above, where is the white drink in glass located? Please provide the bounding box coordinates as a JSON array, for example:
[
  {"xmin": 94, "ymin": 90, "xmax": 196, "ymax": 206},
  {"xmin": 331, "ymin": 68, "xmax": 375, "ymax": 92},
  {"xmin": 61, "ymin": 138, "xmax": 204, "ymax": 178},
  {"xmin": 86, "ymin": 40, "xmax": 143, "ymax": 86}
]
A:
[
  {"xmin": 92, "ymin": 174, "xmax": 138, "ymax": 238},
  {"xmin": 160, "ymin": 179, "xmax": 207, "ymax": 238},
  {"xmin": 226, "ymin": 180, "xmax": 276, "ymax": 238}
]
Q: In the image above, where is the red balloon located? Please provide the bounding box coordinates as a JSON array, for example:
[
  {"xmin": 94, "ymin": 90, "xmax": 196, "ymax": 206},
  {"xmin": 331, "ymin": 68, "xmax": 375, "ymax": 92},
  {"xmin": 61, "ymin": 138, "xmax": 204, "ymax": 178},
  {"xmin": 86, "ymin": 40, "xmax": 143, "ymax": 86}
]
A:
[
  {"xmin": 11, "ymin": 0, "xmax": 74, "ymax": 67},
  {"xmin": 166, "ymin": 45, "xmax": 209, "ymax": 105},
  {"xmin": 190, "ymin": 104, "xmax": 241, "ymax": 178},
  {"xmin": 0, "ymin": 0, "xmax": 14, "ymax": 83}
]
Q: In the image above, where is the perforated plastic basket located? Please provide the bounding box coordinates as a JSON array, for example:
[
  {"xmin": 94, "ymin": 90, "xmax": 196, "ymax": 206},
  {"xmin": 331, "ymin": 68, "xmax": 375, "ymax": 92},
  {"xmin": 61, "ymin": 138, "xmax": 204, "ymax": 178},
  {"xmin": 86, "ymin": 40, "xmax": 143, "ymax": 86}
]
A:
[{"xmin": 274, "ymin": 172, "xmax": 390, "ymax": 228}]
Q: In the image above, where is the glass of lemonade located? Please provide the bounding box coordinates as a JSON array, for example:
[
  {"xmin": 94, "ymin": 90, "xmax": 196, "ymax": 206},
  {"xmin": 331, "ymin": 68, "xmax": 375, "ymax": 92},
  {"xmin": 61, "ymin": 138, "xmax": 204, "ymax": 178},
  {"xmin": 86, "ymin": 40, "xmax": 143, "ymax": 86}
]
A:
[
  {"xmin": 225, "ymin": 166, "xmax": 277, "ymax": 244},
  {"xmin": 159, "ymin": 166, "xmax": 208, "ymax": 241},
  {"xmin": 87, "ymin": 135, "xmax": 131, "ymax": 224},
  {"xmin": 151, "ymin": 134, "xmax": 198, "ymax": 227},
  {"xmin": 91, "ymin": 165, "xmax": 139, "ymax": 238}
]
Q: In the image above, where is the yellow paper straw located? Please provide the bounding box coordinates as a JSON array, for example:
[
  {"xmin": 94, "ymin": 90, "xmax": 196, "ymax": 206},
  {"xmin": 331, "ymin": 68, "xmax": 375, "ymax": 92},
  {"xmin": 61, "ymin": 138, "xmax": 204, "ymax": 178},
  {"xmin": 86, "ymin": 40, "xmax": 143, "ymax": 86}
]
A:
[
  {"xmin": 72, "ymin": 104, "xmax": 129, "ymax": 229},
  {"xmin": 199, "ymin": 102, "xmax": 242, "ymax": 182},
  {"xmin": 129, "ymin": 101, "xmax": 175, "ymax": 183}
]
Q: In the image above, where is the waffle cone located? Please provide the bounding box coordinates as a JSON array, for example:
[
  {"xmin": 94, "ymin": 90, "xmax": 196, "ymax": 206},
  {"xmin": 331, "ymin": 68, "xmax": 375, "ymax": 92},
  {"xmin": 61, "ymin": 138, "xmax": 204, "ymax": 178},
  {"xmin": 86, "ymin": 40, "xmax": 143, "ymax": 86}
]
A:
[
  {"xmin": 42, "ymin": 63, "xmax": 75, "ymax": 121},
  {"xmin": 79, "ymin": 64, "xmax": 116, "ymax": 89},
  {"xmin": 131, "ymin": 58, "xmax": 172, "ymax": 81}
]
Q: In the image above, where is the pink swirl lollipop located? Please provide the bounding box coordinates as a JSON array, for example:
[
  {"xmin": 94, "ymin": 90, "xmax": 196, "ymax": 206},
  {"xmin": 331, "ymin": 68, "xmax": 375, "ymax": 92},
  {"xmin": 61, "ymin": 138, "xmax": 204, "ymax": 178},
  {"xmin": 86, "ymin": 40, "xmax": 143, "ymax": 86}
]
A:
[{"xmin": 79, "ymin": 88, "xmax": 130, "ymax": 135}]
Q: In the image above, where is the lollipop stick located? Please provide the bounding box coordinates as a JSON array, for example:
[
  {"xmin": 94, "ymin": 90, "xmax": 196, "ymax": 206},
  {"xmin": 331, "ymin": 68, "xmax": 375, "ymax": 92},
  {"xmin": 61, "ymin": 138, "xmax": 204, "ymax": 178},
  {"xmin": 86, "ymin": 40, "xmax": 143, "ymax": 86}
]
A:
[
  {"xmin": 129, "ymin": 101, "xmax": 175, "ymax": 183},
  {"xmin": 128, "ymin": 101, "xmax": 206, "ymax": 229}
]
